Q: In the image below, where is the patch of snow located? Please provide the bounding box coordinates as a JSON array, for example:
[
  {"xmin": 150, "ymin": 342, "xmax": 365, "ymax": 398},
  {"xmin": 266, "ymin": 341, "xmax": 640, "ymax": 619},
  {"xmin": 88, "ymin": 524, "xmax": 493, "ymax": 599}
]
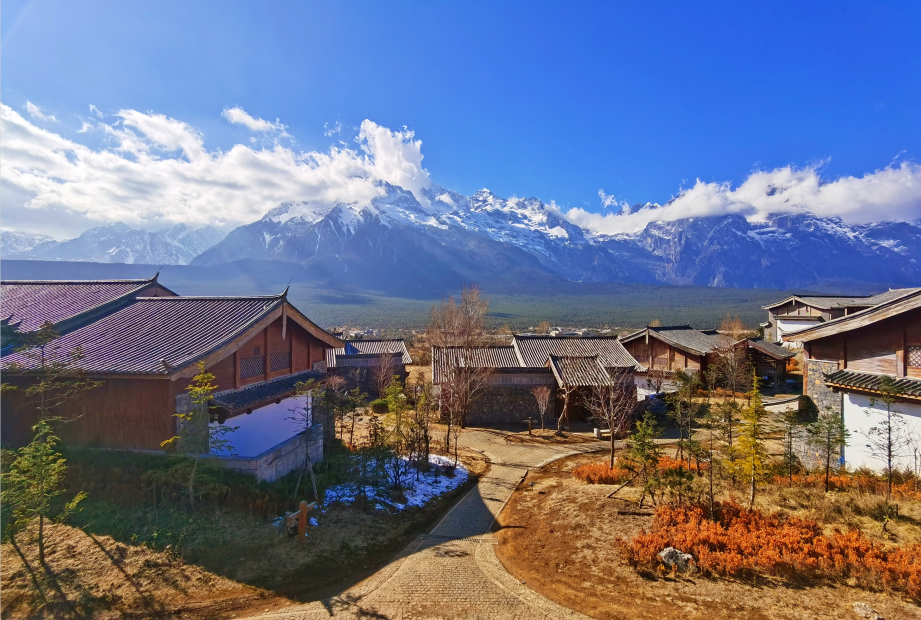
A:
[{"xmin": 324, "ymin": 454, "xmax": 469, "ymax": 512}]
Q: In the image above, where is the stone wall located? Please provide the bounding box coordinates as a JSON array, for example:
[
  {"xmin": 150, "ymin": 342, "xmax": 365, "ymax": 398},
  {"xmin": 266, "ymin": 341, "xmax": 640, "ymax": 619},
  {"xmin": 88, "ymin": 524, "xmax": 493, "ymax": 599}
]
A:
[
  {"xmin": 217, "ymin": 424, "xmax": 324, "ymax": 483},
  {"xmin": 806, "ymin": 359, "xmax": 843, "ymax": 416},
  {"xmin": 330, "ymin": 366, "xmax": 407, "ymax": 398},
  {"xmin": 466, "ymin": 384, "xmax": 557, "ymax": 426}
]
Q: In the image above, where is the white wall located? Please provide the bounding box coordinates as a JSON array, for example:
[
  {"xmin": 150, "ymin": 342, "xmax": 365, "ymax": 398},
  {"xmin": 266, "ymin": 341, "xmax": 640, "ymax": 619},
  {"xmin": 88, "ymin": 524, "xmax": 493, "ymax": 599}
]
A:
[
  {"xmin": 776, "ymin": 318, "xmax": 822, "ymax": 348},
  {"xmin": 842, "ymin": 392, "xmax": 921, "ymax": 472}
]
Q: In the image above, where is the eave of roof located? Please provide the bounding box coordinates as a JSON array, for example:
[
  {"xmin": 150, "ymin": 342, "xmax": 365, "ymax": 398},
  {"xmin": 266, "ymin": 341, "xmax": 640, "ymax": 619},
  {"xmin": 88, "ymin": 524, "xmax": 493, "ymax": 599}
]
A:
[
  {"xmin": 824, "ymin": 369, "xmax": 921, "ymax": 400},
  {"xmin": 784, "ymin": 289, "xmax": 921, "ymax": 343},
  {"xmin": 761, "ymin": 294, "xmax": 869, "ymax": 310},
  {"xmin": 213, "ymin": 369, "xmax": 324, "ymax": 413}
]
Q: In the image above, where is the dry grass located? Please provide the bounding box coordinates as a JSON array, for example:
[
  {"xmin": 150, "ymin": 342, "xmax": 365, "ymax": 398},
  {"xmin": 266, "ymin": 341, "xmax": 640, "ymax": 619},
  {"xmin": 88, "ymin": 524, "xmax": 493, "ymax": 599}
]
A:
[
  {"xmin": 2, "ymin": 446, "xmax": 488, "ymax": 619},
  {"xmin": 495, "ymin": 452, "xmax": 921, "ymax": 620},
  {"xmin": 0, "ymin": 524, "xmax": 280, "ymax": 619}
]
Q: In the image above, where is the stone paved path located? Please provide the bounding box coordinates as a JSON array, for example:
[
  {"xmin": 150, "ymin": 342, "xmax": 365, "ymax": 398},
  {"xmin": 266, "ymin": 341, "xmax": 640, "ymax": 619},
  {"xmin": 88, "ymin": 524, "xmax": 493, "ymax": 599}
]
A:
[{"xmin": 248, "ymin": 430, "xmax": 604, "ymax": 620}]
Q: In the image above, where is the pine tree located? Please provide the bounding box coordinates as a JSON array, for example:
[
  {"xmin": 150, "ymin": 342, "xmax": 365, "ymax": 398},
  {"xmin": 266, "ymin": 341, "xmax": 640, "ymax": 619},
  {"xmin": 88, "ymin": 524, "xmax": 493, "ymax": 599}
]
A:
[
  {"xmin": 736, "ymin": 371, "xmax": 768, "ymax": 509},
  {"xmin": 1, "ymin": 420, "xmax": 86, "ymax": 565},
  {"xmin": 806, "ymin": 408, "xmax": 850, "ymax": 492}
]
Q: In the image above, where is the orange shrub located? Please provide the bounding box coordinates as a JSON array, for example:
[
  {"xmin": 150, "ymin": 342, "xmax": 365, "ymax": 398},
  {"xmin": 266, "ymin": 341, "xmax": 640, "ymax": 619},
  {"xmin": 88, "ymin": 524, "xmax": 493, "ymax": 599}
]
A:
[
  {"xmin": 574, "ymin": 455, "xmax": 708, "ymax": 485},
  {"xmin": 773, "ymin": 473, "xmax": 921, "ymax": 501},
  {"xmin": 620, "ymin": 501, "xmax": 921, "ymax": 599},
  {"xmin": 573, "ymin": 462, "xmax": 631, "ymax": 485}
]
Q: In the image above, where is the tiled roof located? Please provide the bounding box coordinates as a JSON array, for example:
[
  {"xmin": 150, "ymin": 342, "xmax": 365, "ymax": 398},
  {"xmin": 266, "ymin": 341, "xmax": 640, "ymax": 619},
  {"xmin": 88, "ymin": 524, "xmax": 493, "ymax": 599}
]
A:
[
  {"xmin": 785, "ymin": 289, "xmax": 921, "ymax": 343},
  {"xmin": 763, "ymin": 288, "xmax": 920, "ymax": 311},
  {"xmin": 0, "ymin": 277, "xmax": 164, "ymax": 333},
  {"xmin": 547, "ymin": 355, "xmax": 613, "ymax": 388},
  {"xmin": 326, "ymin": 339, "xmax": 412, "ymax": 368},
  {"xmin": 741, "ymin": 338, "xmax": 795, "ymax": 360},
  {"xmin": 432, "ymin": 346, "xmax": 520, "ymax": 383},
  {"xmin": 512, "ymin": 336, "xmax": 640, "ymax": 369},
  {"xmin": 213, "ymin": 369, "xmax": 324, "ymax": 412},
  {"xmin": 824, "ymin": 370, "xmax": 921, "ymax": 399},
  {"xmin": 620, "ymin": 326, "xmax": 723, "ymax": 356},
  {"xmin": 3, "ymin": 295, "xmax": 286, "ymax": 375}
]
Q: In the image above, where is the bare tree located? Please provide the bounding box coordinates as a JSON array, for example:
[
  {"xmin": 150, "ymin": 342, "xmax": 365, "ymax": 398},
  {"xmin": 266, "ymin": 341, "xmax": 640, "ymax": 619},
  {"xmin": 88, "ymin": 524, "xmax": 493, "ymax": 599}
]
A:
[
  {"xmin": 585, "ymin": 367, "xmax": 637, "ymax": 468},
  {"xmin": 430, "ymin": 285, "xmax": 493, "ymax": 432},
  {"xmin": 556, "ymin": 382, "xmax": 579, "ymax": 434},
  {"xmin": 536, "ymin": 321, "xmax": 551, "ymax": 335},
  {"xmin": 867, "ymin": 376, "xmax": 909, "ymax": 504},
  {"xmin": 373, "ymin": 347, "xmax": 400, "ymax": 399},
  {"xmin": 531, "ymin": 385, "xmax": 552, "ymax": 431},
  {"xmin": 438, "ymin": 354, "xmax": 494, "ymax": 430},
  {"xmin": 428, "ymin": 285, "xmax": 489, "ymax": 350},
  {"xmin": 644, "ymin": 367, "xmax": 669, "ymax": 395}
]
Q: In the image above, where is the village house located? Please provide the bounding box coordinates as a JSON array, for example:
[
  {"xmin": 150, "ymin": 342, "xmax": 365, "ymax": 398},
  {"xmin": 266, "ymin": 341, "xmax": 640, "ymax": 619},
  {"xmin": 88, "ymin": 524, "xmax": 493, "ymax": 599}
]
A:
[
  {"xmin": 785, "ymin": 288, "xmax": 921, "ymax": 470},
  {"xmin": 619, "ymin": 324, "xmax": 794, "ymax": 390},
  {"xmin": 1, "ymin": 278, "xmax": 344, "ymax": 481},
  {"xmin": 432, "ymin": 335, "xmax": 642, "ymax": 425},
  {"xmin": 761, "ymin": 288, "xmax": 919, "ymax": 347},
  {"xmin": 325, "ymin": 338, "xmax": 413, "ymax": 394}
]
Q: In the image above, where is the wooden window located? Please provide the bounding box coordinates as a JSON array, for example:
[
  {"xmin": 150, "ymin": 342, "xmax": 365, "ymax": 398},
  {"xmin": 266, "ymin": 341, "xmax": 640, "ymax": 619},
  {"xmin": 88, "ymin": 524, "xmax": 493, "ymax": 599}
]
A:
[
  {"xmin": 270, "ymin": 351, "xmax": 291, "ymax": 372},
  {"xmin": 240, "ymin": 355, "xmax": 265, "ymax": 379},
  {"xmin": 909, "ymin": 346, "xmax": 921, "ymax": 369}
]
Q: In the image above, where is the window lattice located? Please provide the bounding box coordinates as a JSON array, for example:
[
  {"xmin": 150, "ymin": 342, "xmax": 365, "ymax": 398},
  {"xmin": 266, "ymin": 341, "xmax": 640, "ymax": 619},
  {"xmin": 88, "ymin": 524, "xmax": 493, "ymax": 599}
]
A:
[
  {"xmin": 270, "ymin": 351, "xmax": 291, "ymax": 372},
  {"xmin": 909, "ymin": 346, "xmax": 921, "ymax": 369},
  {"xmin": 240, "ymin": 355, "xmax": 265, "ymax": 379}
]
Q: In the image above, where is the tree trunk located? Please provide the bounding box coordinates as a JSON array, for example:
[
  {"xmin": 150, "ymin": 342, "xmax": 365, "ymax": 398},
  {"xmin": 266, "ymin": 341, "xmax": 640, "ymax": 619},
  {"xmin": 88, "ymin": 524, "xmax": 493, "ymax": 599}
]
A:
[
  {"xmin": 188, "ymin": 459, "xmax": 198, "ymax": 511},
  {"xmin": 609, "ymin": 433, "xmax": 616, "ymax": 469},
  {"xmin": 38, "ymin": 514, "xmax": 45, "ymax": 565}
]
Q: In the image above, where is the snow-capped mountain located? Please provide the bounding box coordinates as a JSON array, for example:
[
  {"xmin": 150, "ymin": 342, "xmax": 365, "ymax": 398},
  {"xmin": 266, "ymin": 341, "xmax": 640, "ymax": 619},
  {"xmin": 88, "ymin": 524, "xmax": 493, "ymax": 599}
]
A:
[
  {"xmin": 0, "ymin": 231, "xmax": 58, "ymax": 255},
  {"xmin": 4, "ymin": 223, "xmax": 225, "ymax": 265},
  {"xmin": 191, "ymin": 182, "xmax": 921, "ymax": 290}
]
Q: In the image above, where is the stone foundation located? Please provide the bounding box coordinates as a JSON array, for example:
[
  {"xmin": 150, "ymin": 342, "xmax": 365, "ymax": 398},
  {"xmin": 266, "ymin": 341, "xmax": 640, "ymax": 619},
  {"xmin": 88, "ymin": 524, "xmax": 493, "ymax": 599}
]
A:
[
  {"xmin": 805, "ymin": 359, "xmax": 843, "ymax": 416},
  {"xmin": 216, "ymin": 424, "xmax": 324, "ymax": 482}
]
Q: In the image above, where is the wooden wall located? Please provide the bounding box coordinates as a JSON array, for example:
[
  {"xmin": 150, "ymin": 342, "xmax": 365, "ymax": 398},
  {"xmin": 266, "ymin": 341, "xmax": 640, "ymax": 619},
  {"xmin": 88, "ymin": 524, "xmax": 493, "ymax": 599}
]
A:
[
  {"xmin": 623, "ymin": 337, "xmax": 702, "ymax": 372},
  {"xmin": 804, "ymin": 307, "xmax": 921, "ymax": 384},
  {"xmin": 2, "ymin": 377, "xmax": 174, "ymax": 450}
]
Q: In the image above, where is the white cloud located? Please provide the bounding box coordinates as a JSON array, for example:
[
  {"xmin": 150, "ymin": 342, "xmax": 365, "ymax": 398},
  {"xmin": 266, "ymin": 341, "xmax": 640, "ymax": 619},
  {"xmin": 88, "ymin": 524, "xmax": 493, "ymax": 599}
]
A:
[
  {"xmin": 23, "ymin": 101, "xmax": 56, "ymax": 122},
  {"xmin": 0, "ymin": 104, "xmax": 430, "ymax": 234},
  {"xmin": 598, "ymin": 189, "xmax": 628, "ymax": 212},
  {"xmin": 222, "ymin": 106, "xmax": 288, "ymax": 135},
  {"xmin": 324, "ymin": 121, "xmax": 342, "ymax": 137},
  {"xmin": 567, "ymin": 163, "xmax": 921, "ymax": 235}
]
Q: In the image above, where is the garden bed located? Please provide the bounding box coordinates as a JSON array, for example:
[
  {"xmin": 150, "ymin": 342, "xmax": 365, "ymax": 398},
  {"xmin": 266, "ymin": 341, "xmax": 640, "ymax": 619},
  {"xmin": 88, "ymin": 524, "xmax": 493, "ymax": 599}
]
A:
[{"xmin": 495, "ymin": 452, "xmax": 921, "ymax": 620}]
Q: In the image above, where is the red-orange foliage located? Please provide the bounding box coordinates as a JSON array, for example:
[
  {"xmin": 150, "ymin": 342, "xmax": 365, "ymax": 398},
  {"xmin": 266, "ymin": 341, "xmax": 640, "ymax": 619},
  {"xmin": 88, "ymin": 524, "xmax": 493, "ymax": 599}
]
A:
[
  {"xmin": 574, "ymin": 456, "xmax": 708, "ymax": 485},
  {"xmin": 621, "ymin": 502, "xmax": 921, "ymax": 599},
  {"xmin": 573, "ymin": 462, "xmax": 632, "ymax": 485},
  {"xmin": 773, "ymin": 473, "xmax": 921, "ymax": 501}
]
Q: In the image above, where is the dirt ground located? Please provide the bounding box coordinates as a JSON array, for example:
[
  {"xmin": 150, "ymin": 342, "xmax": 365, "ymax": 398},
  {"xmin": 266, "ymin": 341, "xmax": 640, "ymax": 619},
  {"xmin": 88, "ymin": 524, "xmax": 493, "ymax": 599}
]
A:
[
  {"xmin": 495, "ymin": 452, "xmax": 921, "ymax": 620},
  {"xmin": 1, "ymin": 446, "xmax": 488, "ymax": 620}
]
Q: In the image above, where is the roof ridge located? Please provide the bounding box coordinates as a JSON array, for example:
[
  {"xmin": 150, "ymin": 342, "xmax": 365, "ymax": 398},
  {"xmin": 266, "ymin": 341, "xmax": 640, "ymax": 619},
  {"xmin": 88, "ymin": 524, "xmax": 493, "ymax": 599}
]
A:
[
  {"xmin": 135, "ymin": 294, "xmax": 286, "ymax": 301},
  {"xmin": 1, "ymin": 277, "xmax": 157, "ymax": 285}
]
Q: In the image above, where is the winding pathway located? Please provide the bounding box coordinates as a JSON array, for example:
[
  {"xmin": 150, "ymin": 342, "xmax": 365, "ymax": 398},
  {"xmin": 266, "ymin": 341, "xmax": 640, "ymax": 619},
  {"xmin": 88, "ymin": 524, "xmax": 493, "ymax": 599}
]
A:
[{"xmin": 248, "ymin": 430, "xmax": 604, "ymax": 620}]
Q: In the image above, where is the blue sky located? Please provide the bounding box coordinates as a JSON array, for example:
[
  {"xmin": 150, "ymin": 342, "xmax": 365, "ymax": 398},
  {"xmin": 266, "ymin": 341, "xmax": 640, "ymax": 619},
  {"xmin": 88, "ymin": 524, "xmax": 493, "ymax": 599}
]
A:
[{"xmin": 2, "ymin": 1, "xmax": 920, "ymax": 237}]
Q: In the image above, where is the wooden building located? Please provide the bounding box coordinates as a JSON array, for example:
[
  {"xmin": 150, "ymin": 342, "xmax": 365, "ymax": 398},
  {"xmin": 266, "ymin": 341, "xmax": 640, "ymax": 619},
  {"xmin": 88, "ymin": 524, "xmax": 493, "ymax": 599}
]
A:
[
  {"xmin": 325, "ymin": 339, "xmax": 413, "ymax": 394},
  {"xmin": 619, "ymin": 325, "xmax": 721, "ymax": 376},
  {"xmin": 1, "ymin": 280, "xmax": 344, "ymax": 454},
  {"xmin": 761, "ymin": 288, "xmax": 918, "ymax": 346},
  {"xmin": 431, "ymin": 336, "xmax": 641, "ymax": 425},
  {"xmin": 785, "ymin": 289, "xmax": 921, "ymax": 471},
  {"xmin": 733, "ymin": 338, "xmax": 795, "ymax": 389}
]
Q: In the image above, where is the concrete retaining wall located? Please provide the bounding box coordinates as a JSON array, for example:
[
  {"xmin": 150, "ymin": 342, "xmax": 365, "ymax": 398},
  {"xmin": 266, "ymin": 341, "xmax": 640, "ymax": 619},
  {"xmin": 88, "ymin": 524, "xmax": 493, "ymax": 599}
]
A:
[{"xmin": 215, "ymin": 424, "xmax": 324, "ymax": 482}]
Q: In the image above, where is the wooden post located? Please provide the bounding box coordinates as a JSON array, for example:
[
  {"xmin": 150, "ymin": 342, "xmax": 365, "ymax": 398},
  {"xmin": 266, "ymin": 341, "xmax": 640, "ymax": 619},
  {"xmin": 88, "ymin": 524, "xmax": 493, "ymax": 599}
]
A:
[
  {"xmin": 528, "ymin": 419, "xmax": 533, "ymax": 435},
  {"xmin": 297, "ymin": 500, "xmax": 308, "ymax": 544}
]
